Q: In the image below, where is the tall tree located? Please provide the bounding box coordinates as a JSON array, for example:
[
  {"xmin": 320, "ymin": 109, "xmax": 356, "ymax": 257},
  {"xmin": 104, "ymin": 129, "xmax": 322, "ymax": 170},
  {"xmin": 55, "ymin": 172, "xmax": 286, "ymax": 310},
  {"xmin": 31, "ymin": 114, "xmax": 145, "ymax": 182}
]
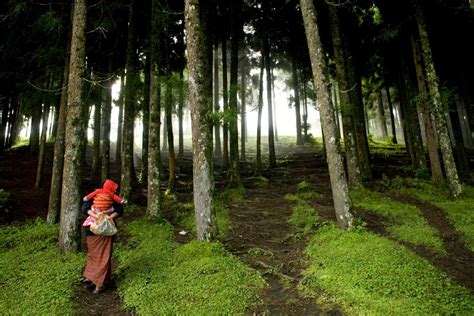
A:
[
  {"xmin": 91, "ymin": 88, "xmax": 102, "ymax": 177},
  {"xmin": 35, "ymin": 102, "xmax": 50, "ymax": 188},
  {"xmin": 410, "ymin": 34, "xmax": 442, "ymax": 180},
  {"xmin": 240, "ymin": 58, "xmax": 247, "ymax": 161},
  {"xmin": 228, "ymin": 0, "xmax": 242, "ymax": 186},
  {"xmin": 221, "ymin": 30, "xmax": 229, "ymax": 169},
  {"xmin": 414, "ymin": 0, "xmax": 462, "ymax": 198},
  {"xmin": 141, "ymin": 53, "xmax": 151, "ymax": 183},
  {"xmin": 147, "ymin": 0, "xmax": 162, "ymax": 218},
  {"xmin": 47, "ymin": 28, "xmax": 71, "ymax": 224},
  {"xmin": 115, "ymin": 73, "xmax": 125, "ymax": 164},
  {"xmin": 263, "ymin": 38, "xmax": 276, "ymax": 168},
  {"xmin": 329, "ymin": 5, "xmax": 361, "ymax": 186},
  {"xmin": 185, "ymin": 0, "xmax": 217, "ymax": 240},
  {"xmin": 256, "ymin": 53, "xmax": 265, "ymax": 175},
  {"xmin": 178, "ymin": 71, "xmax": 185, "ymax": 157},
  {"xmin": 59, "ymin": 0, "xmax": 87, "ymax": 253},
  {"xmin": 101, "ymin": 64, "xmax": 113, "ymax": 181},
  {"xmin": 213, "ymin": 38, "xmax": 222, "ymax": 162},
  {"xmin": 121, "ymin": 0, "xmax": 138, "ymax": 200},
  {"xmin": 300, "ymin": 0, "xmax": 353, "ymax": 229}
]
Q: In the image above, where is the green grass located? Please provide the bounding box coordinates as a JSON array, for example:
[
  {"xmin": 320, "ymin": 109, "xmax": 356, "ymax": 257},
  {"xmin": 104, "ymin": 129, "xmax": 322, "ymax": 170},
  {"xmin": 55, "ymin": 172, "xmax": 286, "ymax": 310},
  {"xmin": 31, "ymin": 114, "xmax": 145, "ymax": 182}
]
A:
[
  {"xmin": 0, "ymin": 220, "xmax": 85, "ymax": 315},
  {"xmin": 115, "ymin": 219, "xmax": 265, "ymax": 315},
  {"xmin": 301, "ymin": 225, "xmax": 474, "ymax": 314},
  {"xmin": 286, "ymin": 181, "xmax": 323, "ymax": 236},
  {"xmin": 177, "ymin": 187, "xmax": 244, "ymax": 239},
  {"xmin": 351, "ymin": 187, "xmax": 445, "ymax": 254},
  {"xmin": 398, "ymin": 179, "xmax": 474, "ymax": 252}
]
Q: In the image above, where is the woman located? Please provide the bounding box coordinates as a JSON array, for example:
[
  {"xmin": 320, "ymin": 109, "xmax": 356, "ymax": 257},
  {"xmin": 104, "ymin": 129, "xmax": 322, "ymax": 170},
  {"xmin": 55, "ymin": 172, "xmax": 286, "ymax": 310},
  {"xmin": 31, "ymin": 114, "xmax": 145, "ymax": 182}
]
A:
[{"xmin": 81, "ymin": 198, "xmax": 123, "ymax": 294}]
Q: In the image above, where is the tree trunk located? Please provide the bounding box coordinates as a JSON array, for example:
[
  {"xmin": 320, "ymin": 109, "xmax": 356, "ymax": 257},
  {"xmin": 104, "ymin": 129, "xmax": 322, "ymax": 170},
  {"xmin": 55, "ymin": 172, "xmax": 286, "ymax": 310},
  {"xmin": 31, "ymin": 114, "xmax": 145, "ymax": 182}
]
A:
[
  {"xmin": 377, "ymin": 92, "xmax": 389, "ymax": 140},
  {"xmin": 449, "ymin": 111, "xmax": 470, "ymax": 178},
  {"xmin": 184, "ymin": 0, "xmax": 217, "ymax": 240},
  {"xmin": 47, "ymin": 28, "xmax": 71, "ymax": 224},
  {"xmin": 342, "ymin": 14, "xmax": 371, "ymax": 180},
  {"xmin": 410, "ymin": 33, "xmax": 443, "ymax": 181},
  {"xmin": 300, "ymin": 0, "xmax": 353, "ymax": 229},
  {"xmin": 59, "ymin": 0, "xmax": 87, "ymax": 253},
  {"xmin": 101, "ymin": 68, "xmax": 113, "ymax": 181},
  {"xmin": 35, "ymin": 103, "xmax": 50, "ymax": 188},
  {"xmin": 302, "ymin": 80, "xmax": 309, "ymax": 141},
  {"xmin": 329, "ymin": 6, "xmax": 361, "ymax": 186},
  {"xmin": 271, "ymin": 67, "xmax": 278, "ymax": 142},
  {"xmin": 178, "ymin": 70, "xmax": 184, "ymax": 158},
  {"xmin": 222, "ymin": 33, "xmax": 229, "ymax": 170},
  {"xmin": 30, "ymin": 103, "xmax": 42, "ymax": 154},
  {"xmin": 213, "ymin": 38, "xmax": 222, "ymax": 163},
  {"xmin": 256, "ymin": 53, "xmax": 264, "ymax": 175},
  {"xmin": 162, "ymin": 113, "xmax": 168, "ymax": 151},
  {"xmin": 292, "ymin": 56, "xmax": 303, "ymax": 146},
  {"xmin": 115, "ymin": 73, "xmax": 125, "ymax": 163},
  {"xmin": 91, "ymin": 91, "xmax": 101, "ymax": 177},
  {"xmin": 228, "ymin": 0, "xmax": 241, "ymax": 187},
  {"xmin": 0, "ymin": 97, "xmax": 9, "ymax": 153},
  {"xmin": 147, "ymin": 0, "xmax": 162, "ymax": 219},
  {"xmin": 385, "ymin": 85, "xmax": 398, "ymax": 144},
  {"xmin": 141, "ymin": 53, "xmax": 151, "ymax": 183},
  {"xmin": 165, "ymin": 78, "xmax": 176, "ymax": 192},
  {"xmin": 397, "ymin": 54, "xmax": 426, "ymax": 170},
  {"xmin": 240, "ymin": 59, "xmax": 247, "ymax": 162},
  {"xmin": 414, "ymin": 1, "xmax": 462, "ymax": 197},
  {"xmin": 121, "ymin": 0, "xmax": 137, "ymax": 200},
  {"xmin": 263, "ymin": 38, "xmax": 276, "ymax": 168}
]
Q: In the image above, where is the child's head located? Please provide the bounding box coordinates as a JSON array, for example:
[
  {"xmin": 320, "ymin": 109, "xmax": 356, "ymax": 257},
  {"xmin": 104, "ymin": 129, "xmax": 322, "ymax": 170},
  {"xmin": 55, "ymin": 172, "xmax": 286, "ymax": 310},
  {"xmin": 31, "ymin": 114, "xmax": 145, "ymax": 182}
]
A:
[{"xmin": 102, "ymin": 179, "xmax": 119, "ymax": 193}]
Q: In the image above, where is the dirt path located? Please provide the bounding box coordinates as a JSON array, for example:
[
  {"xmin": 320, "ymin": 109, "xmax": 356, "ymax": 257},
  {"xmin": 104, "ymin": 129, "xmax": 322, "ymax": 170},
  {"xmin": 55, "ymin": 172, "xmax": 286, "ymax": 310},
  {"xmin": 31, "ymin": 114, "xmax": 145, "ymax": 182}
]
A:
[{"xmin": 225, "ymin": 150, "xmax": 341, "ymax": 314}]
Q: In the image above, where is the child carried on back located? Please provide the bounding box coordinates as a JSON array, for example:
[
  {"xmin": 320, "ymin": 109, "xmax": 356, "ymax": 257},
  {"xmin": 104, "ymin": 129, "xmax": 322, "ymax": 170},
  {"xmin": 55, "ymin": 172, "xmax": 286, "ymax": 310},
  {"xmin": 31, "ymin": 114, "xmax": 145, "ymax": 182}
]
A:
[{"xmin": 82, "ymin": 179, "xmax": 126, "ymax": 229}]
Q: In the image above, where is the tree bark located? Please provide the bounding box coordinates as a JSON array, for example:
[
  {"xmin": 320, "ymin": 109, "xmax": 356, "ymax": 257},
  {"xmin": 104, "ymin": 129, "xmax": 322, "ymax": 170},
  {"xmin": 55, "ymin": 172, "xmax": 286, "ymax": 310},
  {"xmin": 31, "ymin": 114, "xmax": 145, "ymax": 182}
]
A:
[
  {"xmin": 240, "ymin": 59, "xmax": 247, "ymax": 162},
  {"xmin": 101, "ymin": 67, "xmax": 113, "ymax": 181},
  {"xmin": 292, "ymin": 56, "xmax": 303, "ymax": 146},
  {"xmin": 59, "ymin": 0, "xmax": 87, "ymax": 253},
  {"xmin": 256, "ymin": 53, "xmax": 264, "ymax": 175},
  {"xmin": 385, "ymin": 85, "xmax": 398, "ymax": 144},
  {"xmin": 300, "ymin": 0, "xmax": 353, "ymax": 229},
  {"xmin": 222, "ymin": 32, "xmax": 229, "ymax": 169},
  {"xmin": 165, "ymin": 78, "xmax": 176, "ymax": 192},
  {"xmin": 121, "ymin": 0, "xmax": 137, "ymax": 200},
  {"xmin": 414, "ymin": 1, "xmax": 462, "ymax": 197},
  {"xmin": 410, "ymin": 33, "xmax": 443, "ymax": 181},
  {"xmin": 91, "ymin": 89, "xmax": 101, "ymax": 177},
  {"xmin": 377, "ymin": 92, "xmax": 389, "ymax": 140},
  {"xmin": 141, "ymin": 53, "xmax": 151, "ymax": 183},
  {"xmin": 213, "ymin": 38, "xmax": 222, "ymax": 163},
  {"xmin": 30, "ymin": 103, "xmax": 42, "ymax": 154},
  {"xmin": 178, "ymin": 70, "xmax": 184, "ymax": 158},
  {"xmin": 115, "ymin": 73, "xmax": 125, "ymax": 164},
  {"xmin": 329, "ymin": 5, "xmax": 361, "ymax": 186},
  {"xmin": 0, "ymin": 97, "xmax": 9, "ymax": 152},
  {"xmin": 35, "ymin": 103, "xmax": 50, "ymax": 188},
  {"xmin": 184, "ymin": 0, "xmax": 217, "ymax": 240},
  {"xmin": 47, "ymin": 29, "xmax": 71, "ymax": 224},
  {"xmin": 228, "ymin": 0, "xmax": 242, "ymax": 186},
  {"xmin": 271, "ymin": 67, "xmax": 278, "ymax": 142},
  {"xmin": 263, "ymin": 38, "xmax": 276, "ymax": 168},
  {"xmin": 147, "ymin": 0, "xmax": 162, "ymax": 219}
]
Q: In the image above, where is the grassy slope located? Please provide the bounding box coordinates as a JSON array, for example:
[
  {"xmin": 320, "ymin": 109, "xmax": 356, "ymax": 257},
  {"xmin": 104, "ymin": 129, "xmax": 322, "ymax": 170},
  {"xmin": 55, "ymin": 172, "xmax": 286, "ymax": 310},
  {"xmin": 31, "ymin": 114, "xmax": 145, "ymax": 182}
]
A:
[
  {"xmin": 301, "ymin": 225, "xmax": 474, "ymax": 314},
  {"xmin": 0, "ymin": 220, "xmax": 84, "ymax": 315}
]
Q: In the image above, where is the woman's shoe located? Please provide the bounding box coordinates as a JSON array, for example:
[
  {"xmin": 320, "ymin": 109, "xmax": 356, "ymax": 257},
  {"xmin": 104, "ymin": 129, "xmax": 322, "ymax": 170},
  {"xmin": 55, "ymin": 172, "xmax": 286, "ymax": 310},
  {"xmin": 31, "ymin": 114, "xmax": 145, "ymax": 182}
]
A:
[
  {"xmin": 93, "ymin": 286, "xmax": 103, "ymax": 294},
  {"xmin": 81, "ymin": 278, "xmax": 92, "ymax": 284}
]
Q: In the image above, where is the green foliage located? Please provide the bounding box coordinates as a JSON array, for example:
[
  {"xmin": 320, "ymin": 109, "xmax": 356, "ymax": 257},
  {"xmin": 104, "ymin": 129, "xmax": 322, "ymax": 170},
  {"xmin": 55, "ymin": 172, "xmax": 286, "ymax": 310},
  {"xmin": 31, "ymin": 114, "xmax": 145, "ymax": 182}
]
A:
[
  {"xmin": 351, "ymin": 187, "xmax": 445, "ymax": 254},
  {"xmin": 116, "ymin": 219, "xmax": 265, "ymax": 315},
  {"xmin": 301, "ymin": 225, "xmax": 474, "ymax": 314},
  {"xmin": 0, "ymin": 220, "xmax": 85, "ymax": 315},
  {"xmin": 398, "ymin": 179, "xmax": 474, "ymax": 252}
]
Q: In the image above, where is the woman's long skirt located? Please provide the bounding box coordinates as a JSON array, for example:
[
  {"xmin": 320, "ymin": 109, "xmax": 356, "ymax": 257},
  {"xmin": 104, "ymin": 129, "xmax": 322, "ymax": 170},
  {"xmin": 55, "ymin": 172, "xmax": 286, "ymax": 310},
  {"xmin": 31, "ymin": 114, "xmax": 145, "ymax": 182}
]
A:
[{"xmin": 83, "ymin": 235, "xmax": 113, "ymax": 288}]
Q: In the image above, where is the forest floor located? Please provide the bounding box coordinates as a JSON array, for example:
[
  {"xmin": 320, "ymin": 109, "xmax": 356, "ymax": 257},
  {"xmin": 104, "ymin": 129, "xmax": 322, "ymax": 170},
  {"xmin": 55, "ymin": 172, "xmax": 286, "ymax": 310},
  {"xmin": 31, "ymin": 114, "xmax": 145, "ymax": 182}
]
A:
[{"xmin": 1, "ymin": 142, "xmax": 474, "ymax": 314}]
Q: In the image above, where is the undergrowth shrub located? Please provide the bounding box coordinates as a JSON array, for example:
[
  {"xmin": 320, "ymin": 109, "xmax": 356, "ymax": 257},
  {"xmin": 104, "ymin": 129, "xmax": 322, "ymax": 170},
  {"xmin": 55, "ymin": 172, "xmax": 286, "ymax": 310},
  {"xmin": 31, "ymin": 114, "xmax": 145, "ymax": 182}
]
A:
[
  {"xmin": 351, "ymin": 187, "xmax": 445, "ymax": 254},
  {"xmin": 0, "ymin": 220, "xmax": 84, "ymax": 315},
  {"xmin": 301, "ymin": 225, "xmax": 474, "ymax": 314},
  {"xmin": 116, "ymin": 219, "xmax": 265, "ymax": 314}
]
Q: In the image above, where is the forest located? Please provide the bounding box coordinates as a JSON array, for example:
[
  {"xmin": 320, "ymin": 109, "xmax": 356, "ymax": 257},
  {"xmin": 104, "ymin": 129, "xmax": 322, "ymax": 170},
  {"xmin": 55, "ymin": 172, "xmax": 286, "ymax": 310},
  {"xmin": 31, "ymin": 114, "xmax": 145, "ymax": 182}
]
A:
[{"xmin": 0, "ymin": 0, "xmax": 473, "ymax": 314}]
